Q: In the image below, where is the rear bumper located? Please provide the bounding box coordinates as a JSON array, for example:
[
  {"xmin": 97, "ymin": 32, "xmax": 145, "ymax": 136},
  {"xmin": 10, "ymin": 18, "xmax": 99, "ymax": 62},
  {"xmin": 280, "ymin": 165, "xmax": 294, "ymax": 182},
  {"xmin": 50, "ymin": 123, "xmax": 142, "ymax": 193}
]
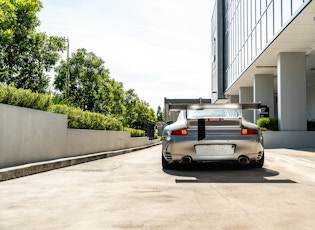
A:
[{"xmin": 162, "ymin": 140, "xmax": 264, "ymax": 163}]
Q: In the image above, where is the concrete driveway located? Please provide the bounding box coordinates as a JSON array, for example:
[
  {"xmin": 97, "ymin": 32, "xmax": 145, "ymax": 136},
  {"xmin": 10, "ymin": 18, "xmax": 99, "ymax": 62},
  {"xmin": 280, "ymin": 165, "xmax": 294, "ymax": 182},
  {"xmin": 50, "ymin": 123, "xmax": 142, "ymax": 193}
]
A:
[{"xmin": 1, "ymin": 146, "xmax": 315, "ymax": 229}]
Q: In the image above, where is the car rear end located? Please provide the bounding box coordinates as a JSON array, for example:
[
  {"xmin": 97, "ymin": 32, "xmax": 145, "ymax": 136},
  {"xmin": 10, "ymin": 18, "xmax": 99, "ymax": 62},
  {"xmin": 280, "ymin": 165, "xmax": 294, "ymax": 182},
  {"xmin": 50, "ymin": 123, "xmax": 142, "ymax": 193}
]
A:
[{"xmin": 162, "ymin": 104, "xmax": 264, "ymax": 168}]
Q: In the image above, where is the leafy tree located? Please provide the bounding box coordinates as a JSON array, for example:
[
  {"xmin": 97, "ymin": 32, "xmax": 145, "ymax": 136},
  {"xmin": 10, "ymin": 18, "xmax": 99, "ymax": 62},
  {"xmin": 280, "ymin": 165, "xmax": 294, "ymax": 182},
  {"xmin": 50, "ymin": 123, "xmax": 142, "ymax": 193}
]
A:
[
  {"xmin": 123, "ymin": 89, "xmax": 141, "ymax": 127},
  {"xmin": 53, "ymin": 48, "xmax": 125, "ymax": 116},
  {"xmin": 123, "ymin": 89, "xmax": 156, "ymax": 129},
  {"xmin": 54, "ymin": 48, "xmax": 157, "ymax": 129},
  {"xmin": 0, "ymin": 0, "xmax": 66, "ymax": 92},
  {"xmin": 156, "ymin": 105, "xmax": 164, "ymax": 121},
  {"xmin": 108, "ymin": 79, "xmax": 125, "ymax": 117},
  {"xmin": 133, "ymin": 101, "xmax": 156, "ymax": 130}
]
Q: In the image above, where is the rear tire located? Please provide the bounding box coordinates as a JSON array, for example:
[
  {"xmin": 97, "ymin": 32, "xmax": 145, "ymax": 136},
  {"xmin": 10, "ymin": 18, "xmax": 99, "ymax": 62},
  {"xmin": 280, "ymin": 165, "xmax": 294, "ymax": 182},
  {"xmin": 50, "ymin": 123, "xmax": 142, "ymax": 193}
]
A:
[
  {"xmin": 162, "ymin": 153, "xmax": 173, "ymax": 169},
  {"xmin": 251, "ymin": 152, "xmax": 264, "ymax": 168}
]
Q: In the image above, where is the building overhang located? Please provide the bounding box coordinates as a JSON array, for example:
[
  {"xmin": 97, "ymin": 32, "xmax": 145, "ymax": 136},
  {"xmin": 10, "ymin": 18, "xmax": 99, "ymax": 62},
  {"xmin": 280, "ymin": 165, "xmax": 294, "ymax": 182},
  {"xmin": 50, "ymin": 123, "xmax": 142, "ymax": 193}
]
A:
[{"xmin": 225, "ymin": 0, "xmax": 315, "ymax": 96}]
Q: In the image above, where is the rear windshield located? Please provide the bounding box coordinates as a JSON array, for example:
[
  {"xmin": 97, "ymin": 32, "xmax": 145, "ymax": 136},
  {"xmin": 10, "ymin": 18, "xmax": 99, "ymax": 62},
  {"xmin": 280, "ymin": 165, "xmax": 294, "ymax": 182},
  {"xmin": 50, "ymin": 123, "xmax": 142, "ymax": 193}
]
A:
[{"xmin": 187, "ymin": 109, "xmax": 240, "ymax": 119}]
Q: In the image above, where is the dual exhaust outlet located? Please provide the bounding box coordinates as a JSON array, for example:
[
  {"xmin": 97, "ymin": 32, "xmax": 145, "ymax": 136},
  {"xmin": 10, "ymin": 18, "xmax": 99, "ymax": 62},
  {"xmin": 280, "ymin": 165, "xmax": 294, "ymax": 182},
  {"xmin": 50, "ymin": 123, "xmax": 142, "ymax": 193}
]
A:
[
  {"xmin": 237, "ymin": 155, "xmax": 250, "ymax": 164},
  {"xmin": 180, "ymin": 155, "xmax": 250, "ymax": 164},
  {"xmin": 181, "ymin": 156, "xmax": 193, "ymax": 164}
]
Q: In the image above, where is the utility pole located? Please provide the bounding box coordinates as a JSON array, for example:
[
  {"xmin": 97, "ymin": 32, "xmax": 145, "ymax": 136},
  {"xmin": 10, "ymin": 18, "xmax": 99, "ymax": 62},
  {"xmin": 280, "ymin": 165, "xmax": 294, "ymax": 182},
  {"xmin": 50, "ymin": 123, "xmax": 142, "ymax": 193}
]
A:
[{"xmin": 65, "ymin": 37, "xmax": 70, "ymax": 98}]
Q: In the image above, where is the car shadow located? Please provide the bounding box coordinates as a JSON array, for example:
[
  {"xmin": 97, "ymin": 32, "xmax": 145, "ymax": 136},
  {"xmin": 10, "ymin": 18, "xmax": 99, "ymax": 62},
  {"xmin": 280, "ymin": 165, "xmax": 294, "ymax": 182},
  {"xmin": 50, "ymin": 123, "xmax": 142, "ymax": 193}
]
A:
[{"xmin": 163, "ymin": 163, "xmax": 296, "ymax": 184}]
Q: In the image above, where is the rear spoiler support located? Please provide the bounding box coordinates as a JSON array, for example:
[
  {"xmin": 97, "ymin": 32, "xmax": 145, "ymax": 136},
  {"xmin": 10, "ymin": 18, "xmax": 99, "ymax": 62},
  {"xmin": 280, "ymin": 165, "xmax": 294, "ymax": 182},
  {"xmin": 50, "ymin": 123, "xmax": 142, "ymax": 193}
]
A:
[{"xmin": 240, "ymin": 103, "xmax": 261, "ymax": 110}]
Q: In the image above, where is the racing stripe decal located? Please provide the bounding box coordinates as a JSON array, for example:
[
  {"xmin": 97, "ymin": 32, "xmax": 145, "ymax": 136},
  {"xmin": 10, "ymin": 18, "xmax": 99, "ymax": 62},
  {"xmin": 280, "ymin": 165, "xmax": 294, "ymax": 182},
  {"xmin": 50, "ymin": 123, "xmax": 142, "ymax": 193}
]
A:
[{"xmin": 198, "ymin": 118, "xmax": 206, "ymax": 141}]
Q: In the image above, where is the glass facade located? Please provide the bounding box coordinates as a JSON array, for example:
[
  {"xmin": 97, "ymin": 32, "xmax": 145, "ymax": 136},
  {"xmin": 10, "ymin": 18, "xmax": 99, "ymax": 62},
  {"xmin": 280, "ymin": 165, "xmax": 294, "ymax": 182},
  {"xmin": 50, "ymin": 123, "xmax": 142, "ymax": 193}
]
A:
[{"xmin": 223, "ymin": 0, "xmax": 310, "ymax": 90}]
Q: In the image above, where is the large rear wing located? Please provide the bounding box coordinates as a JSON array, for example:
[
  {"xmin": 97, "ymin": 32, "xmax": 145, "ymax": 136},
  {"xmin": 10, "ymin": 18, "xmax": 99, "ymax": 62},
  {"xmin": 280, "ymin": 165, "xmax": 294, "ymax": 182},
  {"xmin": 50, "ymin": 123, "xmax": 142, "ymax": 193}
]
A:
[{"xmin": 168, "ymin": 103, "xmax": 261, "ymax": 110}]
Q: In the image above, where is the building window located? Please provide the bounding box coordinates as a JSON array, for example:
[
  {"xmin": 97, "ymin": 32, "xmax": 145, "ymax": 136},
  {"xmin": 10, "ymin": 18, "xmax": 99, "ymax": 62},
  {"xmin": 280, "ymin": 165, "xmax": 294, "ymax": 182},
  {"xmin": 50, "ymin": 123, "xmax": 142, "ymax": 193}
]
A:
[
  {"xmin": 261, "ymin": 12, "xmax": 267, "ymax": 48},
  {"xmin": 220, "ymin": 0, "xmax": 311, "ymax": 91},
  {"xmin": 282, "ymin": 0, "xmax": 292, "ymax": 25},
  {"xmin": 274, "ymin": 0, "xmax": 282, "ymax": 33},
  {"xmin": 256, "ymin": 20, "xmax": 261, "ymax": 52},
  {"xmin": 292, "ymin": 0, "xmax": 304, "ymax": 14},
  {"xmin": 267, "ymin": 1, "xmax": 274, "ymax": 42},
  {"xmin": 256, "ymin": 0, "xmax": 261, "ymax": 21}
]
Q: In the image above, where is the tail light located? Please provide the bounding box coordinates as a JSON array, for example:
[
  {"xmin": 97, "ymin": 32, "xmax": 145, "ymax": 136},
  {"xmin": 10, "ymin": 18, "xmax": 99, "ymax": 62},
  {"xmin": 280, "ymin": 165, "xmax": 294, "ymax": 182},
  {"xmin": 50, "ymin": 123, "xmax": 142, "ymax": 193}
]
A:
[
  {"xmin": 171, "ymin": 129, "xmax": 188, "ymax": 135},
  {"xmin": 241, "ymin": 128, "xmax": 259, "ymax": 135},
  {"xmin": 206, "ymin": 118, "xmax": 223, "ymax": 121}
]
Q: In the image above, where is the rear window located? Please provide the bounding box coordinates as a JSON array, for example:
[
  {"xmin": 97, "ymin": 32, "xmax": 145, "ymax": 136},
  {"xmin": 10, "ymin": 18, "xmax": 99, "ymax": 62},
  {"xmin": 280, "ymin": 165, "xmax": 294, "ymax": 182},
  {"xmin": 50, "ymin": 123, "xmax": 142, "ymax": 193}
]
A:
[{"xmin": 187, "ymin": 109, "xmax": 240, "ymax": 119}]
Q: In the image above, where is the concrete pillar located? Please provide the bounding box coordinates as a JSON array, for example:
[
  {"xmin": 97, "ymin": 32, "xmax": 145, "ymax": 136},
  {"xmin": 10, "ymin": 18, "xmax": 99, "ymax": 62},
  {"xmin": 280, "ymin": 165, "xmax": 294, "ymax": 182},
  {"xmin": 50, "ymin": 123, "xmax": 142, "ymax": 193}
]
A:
[
  {"xmin": 228, "ymin": 95, "xmax": 239, "ymax": 103},
  {"xmin": 239, "ymin": 87, "xmax": 254, "ymax": 122},
  {"xmin": 277, "ymin": 52, "xmax": 307, "ymax": 131},
  {"xmin": 254, "ymin": 74, "xmax": 275, "ymax": 121}
]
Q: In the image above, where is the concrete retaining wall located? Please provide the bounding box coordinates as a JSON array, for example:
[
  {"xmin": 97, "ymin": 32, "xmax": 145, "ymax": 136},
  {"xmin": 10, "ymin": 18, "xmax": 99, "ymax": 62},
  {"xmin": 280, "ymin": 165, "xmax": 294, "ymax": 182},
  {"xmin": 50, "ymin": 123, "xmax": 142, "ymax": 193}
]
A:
[
  {"xmin": 3, "ymin": 103, "xmax": 314, "ymax": 169},
  {"xmin": 0, "ymin": 103, "xmax": 158, "ymax": 169},
  {"xmin": 263, "ymin": 131, "xmax": 315, "ymax": 149}
]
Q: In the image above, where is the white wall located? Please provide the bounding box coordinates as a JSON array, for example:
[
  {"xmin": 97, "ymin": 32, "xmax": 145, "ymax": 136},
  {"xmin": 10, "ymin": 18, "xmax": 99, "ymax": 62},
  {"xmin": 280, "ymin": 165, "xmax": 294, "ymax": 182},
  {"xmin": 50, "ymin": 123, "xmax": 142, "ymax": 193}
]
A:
[
  {"xmin": 254, "ymin": 74, "xmax": 275, "ymax": 121},
  {"xmin": 0, "ymin": 103, "xmax": 68, "ymax": 167},
  {"xmin": 263, "ymin": 131, "xmax": 315, "ymax": 149},
  {"xmin": 239, "ymin": 87, "xmax": 254, "ymax": 122},
  {"xmin": 0, "ymin": 104, "xmax": 157, "ymax": 168},
  {"xmin": 277, "ymin": 52, "xmax": 307, "ymax": 130}
]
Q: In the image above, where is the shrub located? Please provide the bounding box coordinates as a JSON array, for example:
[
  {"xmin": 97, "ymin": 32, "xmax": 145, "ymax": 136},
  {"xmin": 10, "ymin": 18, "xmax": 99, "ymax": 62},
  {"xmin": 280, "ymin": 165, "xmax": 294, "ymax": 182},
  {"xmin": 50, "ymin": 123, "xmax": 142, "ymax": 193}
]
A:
[
  {"xmin": 257, "ymin": 117, "xmax": 278, "ymax": 131},
  {"xmin": 124, "ymin": 127, "xmax": 145, "ymax": 137},
  {"xmin": 0, "ymin": 83, "xmax": 51, "ymax": 111},
  {"xmin": 51, "ymin": 94, "xmax": 71, "ymax": 105},
  {"xmin": 0, "ymin": 84, "xmax": 145, "ymax": 132},
  {"xmin": 49, "ymin": 104, "xmax": 123, "ymax": 131}
]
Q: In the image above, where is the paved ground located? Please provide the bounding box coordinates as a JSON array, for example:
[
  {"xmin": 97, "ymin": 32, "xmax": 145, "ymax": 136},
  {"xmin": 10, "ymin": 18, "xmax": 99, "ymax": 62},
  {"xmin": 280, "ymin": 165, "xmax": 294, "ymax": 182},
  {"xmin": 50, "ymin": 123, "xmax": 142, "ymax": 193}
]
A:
[{"xmin": 1, "ymin": 146, "xmax": 315, "ymax": 230}]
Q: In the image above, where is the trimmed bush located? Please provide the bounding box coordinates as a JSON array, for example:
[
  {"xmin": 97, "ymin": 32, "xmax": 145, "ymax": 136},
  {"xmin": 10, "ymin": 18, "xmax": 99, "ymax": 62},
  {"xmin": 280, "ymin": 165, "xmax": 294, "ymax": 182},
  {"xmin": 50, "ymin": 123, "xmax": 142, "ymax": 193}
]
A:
[
  {"xmin": 0, "ymin": 83, "xmax": 148, "ymax": 133},
  {"xmin": 49, "ymin": 104, "xmax": 123, "ymax": 131},
  {"xmin": 0, "ymin": 83, "xmax": 51, "ymax": 111},
  {"xmin": 257, "ymin": 117, "xmax": 278, "ymax": 131},
  {"xmin": 124, "ymin": 127, "xmax": 145, "ymax": 137}
]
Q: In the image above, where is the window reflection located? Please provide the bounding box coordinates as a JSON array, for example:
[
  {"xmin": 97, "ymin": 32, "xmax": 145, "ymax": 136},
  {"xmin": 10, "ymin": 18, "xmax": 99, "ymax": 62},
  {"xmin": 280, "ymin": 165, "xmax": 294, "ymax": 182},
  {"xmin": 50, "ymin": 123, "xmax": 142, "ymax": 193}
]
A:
[
  {"xmin": 267, "ymin": 3, "xmax": 274, "ymax": 42},
  {"xmin": 292, "ymin": 0, "xmax": 304, "ymax": 14},
  {"xmin": 261, "ymin": 13, "xmax": 267, "ymax": 48},
  {"xmin": 282, "ymin": 0, "xmax": 292, "ymax": 24},
  {"xmin": 256, "ymin": 0, "xmax": 261, "ymax": 21},
  {"xmin": 274, "ymin": 0, "xmax": 282, "ymax": 34},
  {"xmin": 222, "ymin": 0, "xmax": 309, "ymax": 89},
  {"xmin": 256, "ymin": 21, "xmax": 261, "ymax": 51}
]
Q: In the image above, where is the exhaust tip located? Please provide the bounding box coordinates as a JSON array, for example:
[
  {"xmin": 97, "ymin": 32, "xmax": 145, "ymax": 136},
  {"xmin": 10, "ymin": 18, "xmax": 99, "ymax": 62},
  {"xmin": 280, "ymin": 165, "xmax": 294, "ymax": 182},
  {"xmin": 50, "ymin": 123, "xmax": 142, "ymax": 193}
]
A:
[
  {"xmin": 181, "ymin": 156, "xmax": 192, "ymax": 164},
  {"xmin": 238, "ymin": 155, "xmax": 250, "ymax": 164}
]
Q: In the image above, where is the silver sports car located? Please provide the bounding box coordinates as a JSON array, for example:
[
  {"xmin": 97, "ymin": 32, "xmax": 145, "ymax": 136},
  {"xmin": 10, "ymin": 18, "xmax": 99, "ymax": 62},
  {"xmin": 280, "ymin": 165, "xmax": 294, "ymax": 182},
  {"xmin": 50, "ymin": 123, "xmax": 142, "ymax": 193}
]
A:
[{"xmin": 162, "ymin": 103, "xmax": 264, "ymax": 169}]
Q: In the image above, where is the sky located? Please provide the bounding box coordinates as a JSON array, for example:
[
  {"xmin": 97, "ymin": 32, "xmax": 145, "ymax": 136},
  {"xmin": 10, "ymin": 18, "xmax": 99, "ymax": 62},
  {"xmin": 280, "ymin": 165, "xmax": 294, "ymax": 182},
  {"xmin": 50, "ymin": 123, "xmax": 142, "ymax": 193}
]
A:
[{"xmin": 38, "ymin": 0, "xmax": 215, "ymax": 111}]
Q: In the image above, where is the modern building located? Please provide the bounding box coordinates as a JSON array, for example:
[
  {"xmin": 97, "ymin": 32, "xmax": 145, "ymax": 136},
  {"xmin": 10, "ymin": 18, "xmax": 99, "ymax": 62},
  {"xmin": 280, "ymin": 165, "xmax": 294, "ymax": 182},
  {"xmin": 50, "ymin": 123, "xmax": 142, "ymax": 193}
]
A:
[{"xmin": 211, "ymin": 0, "xmax": 315, "ymax": 133}]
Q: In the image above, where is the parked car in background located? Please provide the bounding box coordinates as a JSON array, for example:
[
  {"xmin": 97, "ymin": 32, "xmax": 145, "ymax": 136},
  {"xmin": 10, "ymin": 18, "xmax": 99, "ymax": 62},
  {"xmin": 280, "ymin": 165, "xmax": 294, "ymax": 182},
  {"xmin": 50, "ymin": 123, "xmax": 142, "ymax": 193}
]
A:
[{"xmin": 162, "ymin": 103, "xmax": 264, "ymax": 169}]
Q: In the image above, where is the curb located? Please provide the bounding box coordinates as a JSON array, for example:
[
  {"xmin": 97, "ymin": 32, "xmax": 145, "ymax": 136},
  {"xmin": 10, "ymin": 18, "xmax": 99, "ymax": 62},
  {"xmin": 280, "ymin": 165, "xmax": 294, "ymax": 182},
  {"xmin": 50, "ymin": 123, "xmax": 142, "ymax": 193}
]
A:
[{"xmin": 0, "ymin": 142, "xmax": 161, "ymax": 182}]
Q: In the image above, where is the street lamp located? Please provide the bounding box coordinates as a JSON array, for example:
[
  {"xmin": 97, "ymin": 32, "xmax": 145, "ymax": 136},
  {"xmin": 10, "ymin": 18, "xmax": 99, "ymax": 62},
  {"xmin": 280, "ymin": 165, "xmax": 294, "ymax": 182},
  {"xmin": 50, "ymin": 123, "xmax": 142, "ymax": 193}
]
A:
[{"xmin": 65, "ymin": 37, "xmax": 70, "ymax": 98}]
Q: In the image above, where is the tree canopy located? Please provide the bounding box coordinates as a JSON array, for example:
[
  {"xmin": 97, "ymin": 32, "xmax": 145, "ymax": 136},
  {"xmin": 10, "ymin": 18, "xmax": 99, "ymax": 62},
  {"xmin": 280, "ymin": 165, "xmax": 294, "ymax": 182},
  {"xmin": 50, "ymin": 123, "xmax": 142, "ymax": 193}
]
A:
[
  {"xmin": 156, "ymin": 105, "xmax": 164, "ymax": 121},
  {"xmin": 53, "ymin": 48, "xmax": 125, "ymax": 116},
  {"xmin": 0, "ymin": 0, "xmax": 66, "ymax": 92},
  {"xmin": 53, "ymin": 48, "xmax": 156, "ymax": 128},
  {"xmin": 123, "ymin": 89, "xmax": 156, "ymax": 128},
  {"xmin": 0, "ymin": 0, "xmax": 158, "ymax": 129}
]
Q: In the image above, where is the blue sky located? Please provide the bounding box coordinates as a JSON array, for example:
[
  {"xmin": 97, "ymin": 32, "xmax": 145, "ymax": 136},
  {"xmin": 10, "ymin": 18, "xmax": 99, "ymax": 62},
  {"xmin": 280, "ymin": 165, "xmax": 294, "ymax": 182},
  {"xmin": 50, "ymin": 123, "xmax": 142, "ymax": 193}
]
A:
[{"xmin": 38, "ymin": 0, "xmax": 215, "ymax": 111}]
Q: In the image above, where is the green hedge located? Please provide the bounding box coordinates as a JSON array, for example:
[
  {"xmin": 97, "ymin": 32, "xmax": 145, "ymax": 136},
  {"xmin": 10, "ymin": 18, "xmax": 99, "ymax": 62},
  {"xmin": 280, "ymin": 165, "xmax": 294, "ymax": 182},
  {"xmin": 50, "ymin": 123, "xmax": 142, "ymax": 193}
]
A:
[
  {"xmin": 257, "ymin": 117, "xmax": 278, "ymax": 131},
  {"xmin": 0, "ymin": 83, "xmax": 51, "ymax": 111},
  {"xmin": 123, "ymin": 127, "xmax": 145, "ymax": 137},
  {"xmin": 49, "ymin": 104, "xmax": 123, "ymax": 131},
  {"xmin": 0, "ymin": 83, "xmax": 148, "ymax": 135}
]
